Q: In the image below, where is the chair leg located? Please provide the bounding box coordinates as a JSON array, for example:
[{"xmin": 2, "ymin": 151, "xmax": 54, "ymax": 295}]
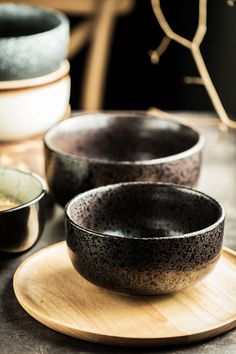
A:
[
  {"xmin": 81, "ymin": 0, "xmax": 119, "ymax": 110},
  {"xmin": 68, "ymin": 21, "xmax": 93, "ymax": 59}
]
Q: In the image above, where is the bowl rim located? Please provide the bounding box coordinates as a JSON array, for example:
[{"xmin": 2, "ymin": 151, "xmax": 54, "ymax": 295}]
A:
[
  {"xmin": 65, "ymin": 182, "xmax": 225, "ymax": 241},
  {"xmin": 44, "ymin": 112, "xmax": 205, "ymax": 165},
  {"xmin": 0, "ymin": 3, "xmax": 68, "ymax": 40},
  {"xmin": 0, "ymin": 166, "xmax": 47, "ymax": 214},
  {"xmin": 0, "ymin": 60, "xmax": 70, "ymax": 90}
]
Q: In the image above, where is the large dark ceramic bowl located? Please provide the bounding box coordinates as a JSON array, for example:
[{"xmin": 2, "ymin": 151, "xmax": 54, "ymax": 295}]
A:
[
  {"xmin": 0, "ymin": 167, "xmax": 47, "ymax": 252},
  {"xmin": 0, "ymin": 3, "xmax": 69, "ymax": 80},
  {"xmin": 44, "ymin": 112, "xmax": 204, "ymax": 207},
  {"xmin": 65, "ymin": 182, "xmax": 225, "ymax": 295}
]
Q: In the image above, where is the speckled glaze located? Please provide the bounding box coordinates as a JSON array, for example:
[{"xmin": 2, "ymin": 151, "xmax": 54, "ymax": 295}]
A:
[
  {"xmin": 65, "ymin": 182, "xmax": 225, "ymax": 295},
  {"xmin": 44, "ymin": 112, "xmax": 204, "ymax": 207},
  {"xmin": 0, "ymin": 3, "xmax": 69, "ymax": 80},
  {"xmin": 0, "ymin": 167, "xmax": 47, "ymax": 253}
]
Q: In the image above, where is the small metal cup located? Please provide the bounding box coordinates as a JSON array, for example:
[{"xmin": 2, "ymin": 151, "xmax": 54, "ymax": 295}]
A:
[{"xmin": 0, "ymin": 167, "xmax": 47, "ymax": 253}]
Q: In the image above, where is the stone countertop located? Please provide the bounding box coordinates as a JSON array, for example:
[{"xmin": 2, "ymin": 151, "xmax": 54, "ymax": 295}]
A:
[{"xmin": 0, "ymin": 123, "xmax": 236, "ymax": 354}]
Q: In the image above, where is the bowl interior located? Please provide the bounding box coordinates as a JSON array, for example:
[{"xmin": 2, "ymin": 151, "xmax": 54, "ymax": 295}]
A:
[
  {"xmin": 0, "ymin": 168, "xmax": 44, "ymax": 207},
  {"xmin": 67, "ymin": 184, "xmax": 223, "ymax": 238},
  {"xmin": 46, "ymin": 113, "xmax": 200, "ymax": 162},
  {"xmin": 0, "ymin": 4, "xmax": 61, "ymax": 38}
]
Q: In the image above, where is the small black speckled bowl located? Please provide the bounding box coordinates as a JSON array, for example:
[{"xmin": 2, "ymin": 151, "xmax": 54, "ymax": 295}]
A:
[
  {"xmin": 0, "ymin": 166, "xmax": 47, "ymax": 253},
  {"xmin": 0, "ymin": 3, "xmax": 69, "ymax": 80},
  {"xmin": 65, "ymin": 182, "xmax": 225, "ymax": 295},
  {"xmin": 44, "ymin": 112, "xmax": 204, "ymax": 207}
]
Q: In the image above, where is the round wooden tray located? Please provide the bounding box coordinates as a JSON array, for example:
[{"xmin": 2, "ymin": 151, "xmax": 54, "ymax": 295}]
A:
[{"xmin": 13, "ymin": 241, "xmax": 236, "ymax": 347}]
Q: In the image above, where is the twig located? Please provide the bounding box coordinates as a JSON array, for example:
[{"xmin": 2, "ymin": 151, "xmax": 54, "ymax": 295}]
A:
[
  {"xmin": 151, "ymin": 0, "xmax": 191, "ymax": 48},
  {"xmin": 183, "ymin": 76, "xmax": 204, "ymax": 85},
  {"xmin": 148, "ymin": 107, "xmax": 221, "ymax": 127},
  {"xmin": 149, "ymin": 36, "xmax": 171, "ymax": 64},
  {"xmin": 193, "ymin": 0, "xmax": 207, "ymax": 46},
  {"xmin": 151, "ymin": 0, "xmax": 236, "ymax": 129}
]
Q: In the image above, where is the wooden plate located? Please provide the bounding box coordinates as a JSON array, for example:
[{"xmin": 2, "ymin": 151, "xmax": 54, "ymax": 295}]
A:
[{"xmin": 13, "ymin": 242, "xmax": 236, "ymax": 347}]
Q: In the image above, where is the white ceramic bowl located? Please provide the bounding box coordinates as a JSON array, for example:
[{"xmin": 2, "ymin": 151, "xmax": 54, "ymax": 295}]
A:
[{"xmin": 0, "ymin": 60, "xmax": 70, "ymax": 141}]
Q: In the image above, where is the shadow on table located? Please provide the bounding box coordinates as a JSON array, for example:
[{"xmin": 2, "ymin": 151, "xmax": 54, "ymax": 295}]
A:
[{"xmin": 0, "ymin": 208, "xmax": 64, "ymax": 274}]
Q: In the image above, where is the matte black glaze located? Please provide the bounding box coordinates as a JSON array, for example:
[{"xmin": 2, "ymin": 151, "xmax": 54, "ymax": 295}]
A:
[
  {"xmin": 0, "ymin": 3, "xmax": 69, "ymax": 80},
  {"xmin": 65, "ymin": 182, "xmax": 225, "ymax": 295},
  {"xmin": 44, "ymin": 112, "xmax": 204, "ymax": 207},
  {"xmin": 0, "ymin": 167, "xmax": 47, "ymax": 253}
]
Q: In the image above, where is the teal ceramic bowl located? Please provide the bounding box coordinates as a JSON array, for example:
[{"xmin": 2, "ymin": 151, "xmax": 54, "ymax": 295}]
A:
[{"xmin": 0, "ymin": 3, "xmax": 69, "ymax": 80}]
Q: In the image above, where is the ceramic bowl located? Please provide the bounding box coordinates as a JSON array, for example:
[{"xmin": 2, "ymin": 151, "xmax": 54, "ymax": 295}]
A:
[
  {"xmin": 65, "ymin": 182, "xmax": 225, "ymax": 295},
  {"xmin": 0, "ymin": 61, "xmax": 70, "ymax": 141},
  {"xmin": 0, "ymin": 166, "xmax": 47, "ymax": 253},
  {"xmin": 0, "ymin": 3, "xmax": 69, "ymax": 80},
  {"xmin": 44, "ymin": 112, "xmax": 204, "ymax": 207}
]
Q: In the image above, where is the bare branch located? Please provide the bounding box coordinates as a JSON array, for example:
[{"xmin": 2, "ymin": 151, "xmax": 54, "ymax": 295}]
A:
[
  {"xmin": 151, "ymin": 0, "xmax": 192, "ymax": 48},
  {"xmin": 149, "ymin": 36, "xmax": 171, "ymax": 64},
  {"xmin": 191, "ymin": 46, "xmax": 236, "ymax": 128},
  {"xmin": 184, "ymin": 76, "xmax": 204, "ymax": 85},
  {"xmin": 193, "ymin": 0, "xmax": 207, "ymax": 45},
  {"xmin": 147, "ymin": 107, "xmax": 222, "ymax": 127},
  {"xmin": 150, "ymin": 0, "xmax": 236, "ymax": 129}
]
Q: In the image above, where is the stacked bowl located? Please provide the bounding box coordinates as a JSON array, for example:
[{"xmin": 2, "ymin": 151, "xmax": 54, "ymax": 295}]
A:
[
  {"xmin": 0, "ymin": 4, "xmax": 225, "ymax": 298},
  {"xmin": 44, "ymin": 112, "xmax": 225, "ymax": 295},
  {"xmin": 0, "ymin": 3, "xmax": 70, "ymax": 142},
  {"xmin": 0, "ymin": 3, "xmax": 70, "ymax": 252}
]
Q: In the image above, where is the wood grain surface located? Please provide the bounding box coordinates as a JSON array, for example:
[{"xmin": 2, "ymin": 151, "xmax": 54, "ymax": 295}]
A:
[{"xmin": 13, "ymin": 241, "xmax": 236, "ymax": 347}]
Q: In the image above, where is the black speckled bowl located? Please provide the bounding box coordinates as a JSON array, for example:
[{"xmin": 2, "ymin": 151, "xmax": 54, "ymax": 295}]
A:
[
  {"xmin": 0, "ymin": 166, "xmax": 47, "ymax": 253},
  {"xmin": 0, "ymin": 3, "xmax": 69, "ymax": 80},
  {"xmin": 65, "ymin": 182, "xmax": 225, "ymax": 295},
  {"xmin": 44, "ymin": 112, "xmax": 204, "ymax": 207}
]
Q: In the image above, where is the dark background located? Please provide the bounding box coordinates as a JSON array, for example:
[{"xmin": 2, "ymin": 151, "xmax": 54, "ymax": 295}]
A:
[{"xmin": 69, "ymin": 0, "xmax": 236, "ymax": 116}]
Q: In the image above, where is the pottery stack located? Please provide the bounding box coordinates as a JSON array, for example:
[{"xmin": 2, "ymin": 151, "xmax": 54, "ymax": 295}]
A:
[{"xmin": 0, "ymin": 3, "xmax": 71, "ymax": 175}]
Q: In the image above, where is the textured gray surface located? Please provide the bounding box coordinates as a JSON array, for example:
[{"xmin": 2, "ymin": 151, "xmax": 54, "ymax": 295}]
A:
[
  {"xmin": 66, "ymin": 183, "xmax": 224, "ymax": 295},
  {"xmin": 45, "ymin": 113, "xmax": 203, "ymax": 207},
  {"xmin": 0, "ymin": 123, "xmax": 236, "ymax": 353},
  {"xmin": 0, "ymin": 3, "xmax": 69, "ymax": 80}
]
